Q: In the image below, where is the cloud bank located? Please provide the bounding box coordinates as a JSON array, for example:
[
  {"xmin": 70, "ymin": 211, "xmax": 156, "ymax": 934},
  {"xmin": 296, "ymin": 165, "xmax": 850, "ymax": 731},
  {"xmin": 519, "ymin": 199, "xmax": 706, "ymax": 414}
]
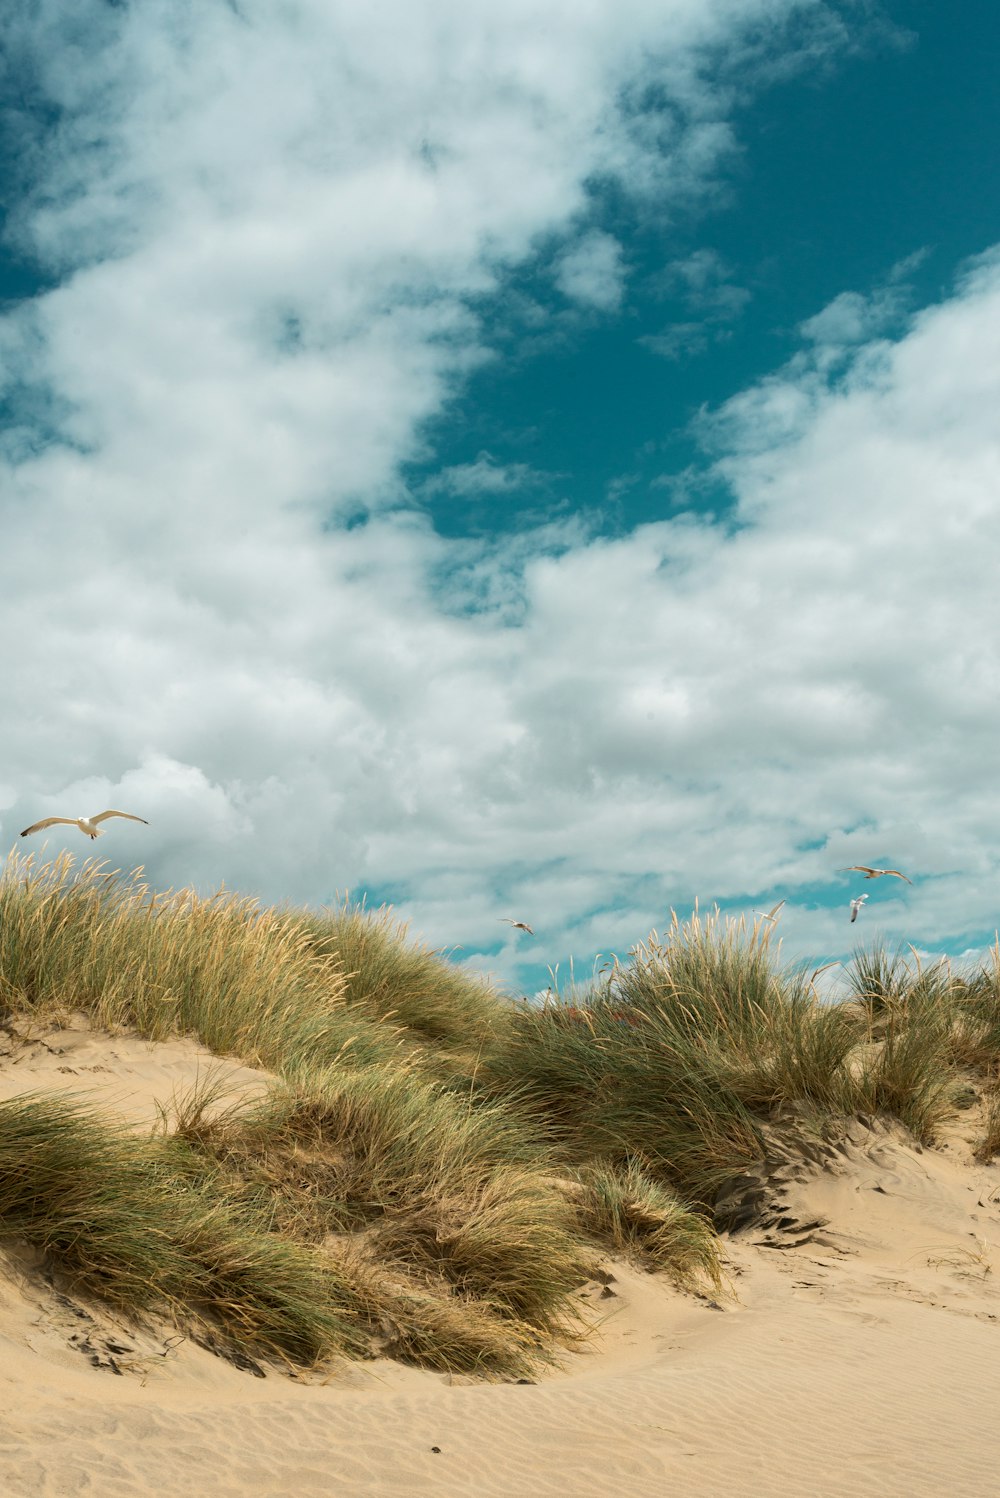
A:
[{"xmin": 1, "ymin": 2, "xmax": 995, "ymax": 989}]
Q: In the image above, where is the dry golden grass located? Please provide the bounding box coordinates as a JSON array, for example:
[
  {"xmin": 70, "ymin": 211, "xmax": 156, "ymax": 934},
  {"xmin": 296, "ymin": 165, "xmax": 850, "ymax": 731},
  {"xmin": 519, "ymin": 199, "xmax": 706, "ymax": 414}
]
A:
[{"xmin": 4, "ymin": 855, "xmax": 999, "ymax": 1379}]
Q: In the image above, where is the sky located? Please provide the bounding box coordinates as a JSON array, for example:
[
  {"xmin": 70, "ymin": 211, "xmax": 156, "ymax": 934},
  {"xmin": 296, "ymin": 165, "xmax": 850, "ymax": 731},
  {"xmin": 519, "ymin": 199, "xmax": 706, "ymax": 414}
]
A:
[{"xmin": 1, "ymin": 0, "xmax": 999, "ymax": 997}]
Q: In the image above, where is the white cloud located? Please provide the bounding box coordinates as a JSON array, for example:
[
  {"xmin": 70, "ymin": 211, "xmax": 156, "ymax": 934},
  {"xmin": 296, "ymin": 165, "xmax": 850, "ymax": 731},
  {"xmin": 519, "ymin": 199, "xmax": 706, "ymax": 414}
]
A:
[
  {"xmin": 5, "ymin": 1, "xmax": 992, "ymax": 994},
  {"xmin": 554, "ymin": 230, "xmax": 626, "ymax": 311},
  {"xmin": 421, "ymin": 454, "xmax": 553, "ymax": 499},
  {"xmin": 642, "ymin": 246, "xmax": 749, "ymax": 359},
  {"xmin": 799, "ymin": 286, "xmax": 903, "ymax": 347}
]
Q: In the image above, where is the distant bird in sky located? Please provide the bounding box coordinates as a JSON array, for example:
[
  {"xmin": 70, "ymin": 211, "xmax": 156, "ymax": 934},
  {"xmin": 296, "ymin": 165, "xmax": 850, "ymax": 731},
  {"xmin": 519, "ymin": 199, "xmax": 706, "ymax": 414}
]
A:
[
  {"xmin": 500, "ymin": 918, "xmax": 534, "ymax": 935},
  {"xmin": 850, "ymin": 894, "xmax": 868, "ymax": 923},
  {"xmin": 753, "ymin": 900, "xmax": 786, "ymax": 922},
  {"xmin": 842, "ymin": 866, "xmax": 912, "ymax": 884},
  {"xmin": 20, "ymin": 810, "xmax": 149, "ymax": 841}
]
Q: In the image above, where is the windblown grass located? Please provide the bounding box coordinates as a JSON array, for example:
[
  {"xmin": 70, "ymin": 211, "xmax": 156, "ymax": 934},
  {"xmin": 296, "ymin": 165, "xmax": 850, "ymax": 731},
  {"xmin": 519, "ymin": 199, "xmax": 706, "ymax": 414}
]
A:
[
  {"xmin": 846, "ymin": 959, "xmax": 957, "ymax": 1139},
  {"xmin": 297, "ymin": 901, "xmax": 512, "ymax": 1053},
  {"xmin": 0, "ymin": 1092, "xmax": 364, "ymax": 1367},
  {"xmin": 573, "ymin": 1157, "xmax": 723, "ymax": 1288},
  {"xmin": 481, "ymin": 908, "xmax": 866, "ymax": 1208},
  {"xmin": 157, "ymin": 1070, "xmax": 589, "ymax": 1375},
  {"xmin": 974, "ymin": 1085, "xmax": 1000, "ymax": 1163},
  {"xmin": 0, "ymin": 851, "xmax": 396, "ymax": 1072},
  {"xmin": 480, "ymin": 912, "xmax": 971, "ymax": 1219},
  {"xmin": 164, "ymin": 1065, "xmax": 586, "ymax": 1331},
  {"xmin": 845, "ymin": 943, "xmax": 915, "ymax": 1015},
  {"xmin": 949, "ymin": 944, "xmax": 1000, "ymax": 1073},
  {"xmin": 0, "ymin": 854, "xmax": 993, "ymax": 1379},
  {"xmin": 0, "ymin": 855, "xmax": 590, "ymax": 1375}
]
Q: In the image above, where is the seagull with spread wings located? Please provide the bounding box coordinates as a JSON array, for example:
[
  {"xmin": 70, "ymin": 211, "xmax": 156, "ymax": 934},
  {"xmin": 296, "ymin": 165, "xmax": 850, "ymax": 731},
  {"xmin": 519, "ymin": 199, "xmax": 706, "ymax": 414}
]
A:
[
  {"xmin": 753, "ymin": 900, "xmax": 786, "ymax": 923},
  {"xmin": 842, "ymin": 866, "xmax": 912, "ymax": 884},
  {"xmin": 20, "ymin": 810, "xmax": 149, "ymax": 841},
  {"xmin": 850, "ymin": 894, "xmax": 868, "ymax": 923},
  {"xmin": 500, "ymin": 918, "xmax": 534, "ymax": 936}
]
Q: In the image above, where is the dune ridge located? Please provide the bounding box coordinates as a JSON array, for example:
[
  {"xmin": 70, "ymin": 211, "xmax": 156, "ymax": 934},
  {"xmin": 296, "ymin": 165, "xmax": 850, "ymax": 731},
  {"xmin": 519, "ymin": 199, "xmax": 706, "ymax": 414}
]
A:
[
  {"xmin": 2, "ymin": 1016, "xmax": 1000, "ymax": 1497},
  {"xmin": 4, "ymin": 865, "xmax": 1000, "ymax": 1494}
]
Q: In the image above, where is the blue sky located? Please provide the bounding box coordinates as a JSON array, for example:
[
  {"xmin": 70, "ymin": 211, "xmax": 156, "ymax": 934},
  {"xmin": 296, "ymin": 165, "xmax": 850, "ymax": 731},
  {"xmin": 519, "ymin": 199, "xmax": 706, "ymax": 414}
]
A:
[
  {"xmin": 1, "ymin": 0, "xmax": 999, "ymax": 997},
  {"xmin": 409, "ymin": 0, "xmax": 1000, "ymax": 535}
]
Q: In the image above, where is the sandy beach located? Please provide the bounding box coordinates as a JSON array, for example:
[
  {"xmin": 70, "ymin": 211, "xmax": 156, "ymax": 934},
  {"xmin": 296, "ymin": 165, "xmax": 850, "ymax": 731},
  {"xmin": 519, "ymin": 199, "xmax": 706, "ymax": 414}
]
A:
[{"xmin": 2, "ymin": 1015, "xmax": 999, "ymax": 1498}]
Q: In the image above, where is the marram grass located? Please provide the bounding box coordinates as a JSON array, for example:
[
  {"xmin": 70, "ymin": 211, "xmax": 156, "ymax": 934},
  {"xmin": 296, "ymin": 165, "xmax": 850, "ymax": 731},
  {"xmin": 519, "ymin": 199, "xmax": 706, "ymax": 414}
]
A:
[
  {"xmin": 162, "ymin": 1067, "xmax": 589, "ymax": 1333},
  {"xmin": 0, "ymin": 851, "xmax": 397, "ymax": 1072},
  {"xmin": 297, "ymin": 900, "xmax": 514, "ymax": 1052},
  {"xmin": 573, "ymin": 1157, "xmax": 724, "ymax": 1290},
  {"xmin": 0, "ymin": 1092, "xmax": 364, "ymax": 1367},
  {"xmin": 1, "ymin": 855, "xmax": 998, "ymax": 1378}
]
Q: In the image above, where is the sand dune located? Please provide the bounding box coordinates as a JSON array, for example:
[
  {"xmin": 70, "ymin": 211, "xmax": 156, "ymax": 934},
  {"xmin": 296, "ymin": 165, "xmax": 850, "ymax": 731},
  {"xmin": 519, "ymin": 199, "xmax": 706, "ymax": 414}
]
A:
[{"xmin": 2, "ymin": 1018, "xmax": 1000, "ymax": 1497}]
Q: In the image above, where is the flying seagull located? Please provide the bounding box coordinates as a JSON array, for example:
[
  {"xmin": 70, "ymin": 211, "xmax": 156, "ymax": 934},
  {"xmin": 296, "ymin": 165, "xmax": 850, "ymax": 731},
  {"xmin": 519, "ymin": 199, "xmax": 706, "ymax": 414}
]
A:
[
  {"xmin": 20, "ymin": 810, "xmax": 149, "ymax": 841},
  {"xmin": 842, "ymin": 866, "xmax": 912, "ymax": 884},
  {"xmin": 500, "ymin": 918, "xmax": 534, "ymax": 936},
  {"xmin": 753, "ymin": 900, "xmax": 786, "ymax": 923},
  {"xmin": 850, "ymin": 894, "xmax": 868, "ymax": 923}
]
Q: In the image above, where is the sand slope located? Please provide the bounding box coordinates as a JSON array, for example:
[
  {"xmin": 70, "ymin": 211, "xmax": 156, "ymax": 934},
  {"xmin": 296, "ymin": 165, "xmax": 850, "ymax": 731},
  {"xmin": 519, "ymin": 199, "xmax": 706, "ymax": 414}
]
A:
[{"xmin": 2, "ymin": 1020, "xmax": 1000, "ymax": 1498}]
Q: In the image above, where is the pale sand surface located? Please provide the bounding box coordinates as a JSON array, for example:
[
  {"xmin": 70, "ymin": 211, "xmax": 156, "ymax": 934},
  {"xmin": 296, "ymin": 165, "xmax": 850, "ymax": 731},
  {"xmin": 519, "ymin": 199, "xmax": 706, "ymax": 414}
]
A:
[{"xmin": 2, "ymin": 1016, "xmax": 1000, "ymax": 1497}]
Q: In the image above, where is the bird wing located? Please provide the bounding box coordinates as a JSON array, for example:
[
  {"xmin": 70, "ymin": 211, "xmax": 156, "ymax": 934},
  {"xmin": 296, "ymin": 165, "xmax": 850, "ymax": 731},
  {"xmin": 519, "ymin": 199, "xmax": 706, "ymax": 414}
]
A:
[
  {"xmin": 519, "ymin": 923, "xmax": 534, "ymax": 935},
  {"xmin": 845, "ymin": 866, "xmax": 879, "ymax": 877},
  {"xmin": 883, "ymin": 869, "xmax": 912, "ymax": 883},
  {"xmin": 90, "ymin": 811, "xmax": 149, "ymax": 826},
  {"xmin": 767, "ymin": 900, "xmax": 786, "ymax": 920},
  {"xmin": 20, "ymin": 817, "xmax": 78, "ymax": 837}
]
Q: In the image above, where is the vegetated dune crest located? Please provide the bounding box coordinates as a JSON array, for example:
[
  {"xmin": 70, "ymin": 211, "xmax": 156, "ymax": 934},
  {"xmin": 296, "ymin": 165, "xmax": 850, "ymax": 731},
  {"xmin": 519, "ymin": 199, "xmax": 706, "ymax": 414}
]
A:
[{"xmin": 2, "ymin": 1015, "xmax": 1000, "ymax": 1497}]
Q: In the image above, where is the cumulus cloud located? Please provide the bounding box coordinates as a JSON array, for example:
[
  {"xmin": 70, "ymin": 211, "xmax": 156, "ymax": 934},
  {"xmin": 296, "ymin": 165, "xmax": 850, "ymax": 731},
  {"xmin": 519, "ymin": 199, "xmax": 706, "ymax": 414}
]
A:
[
  {"xmin": 3, "ymin": 0, "xmax": 991, "ymax": 994},
  {"xmin": 421, "ymin": 454, "xmax": 554, "ymax": 499},
  {"xmin": 554, "ymin": 230, "xmax": 626, "ymax": 311},
  {"xmin": 797, "ymin": 254, "xmax": 929, "ymax": 352},
  {"xmin": 642, "ymin": 246, "xmax": 749, "ymax": 358}
]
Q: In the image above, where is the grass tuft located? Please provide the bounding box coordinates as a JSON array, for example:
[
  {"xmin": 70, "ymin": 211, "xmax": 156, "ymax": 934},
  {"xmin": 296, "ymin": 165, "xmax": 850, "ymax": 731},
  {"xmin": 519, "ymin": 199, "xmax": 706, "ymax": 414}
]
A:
[
  {"xmin": 573, "ymin": 1157, "xmax": 724, "ymax": 1289},
  {"xmin": 297, "ymin": 900, "xmax": 513, "ymax": 1053},
  {"xmin": 0, "ymin": 1092, "xmax": 364, "ymax": 1367}
]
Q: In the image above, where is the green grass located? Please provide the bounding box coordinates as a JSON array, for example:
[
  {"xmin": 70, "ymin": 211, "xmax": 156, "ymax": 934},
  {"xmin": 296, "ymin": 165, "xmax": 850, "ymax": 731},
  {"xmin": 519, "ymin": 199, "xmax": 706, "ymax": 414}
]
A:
[
  {"xmin": 845, "ymin": 942, "xmax": 915, "ymax": 1016},
  {"xmin": 297, "ymin": 900, "xmax": 513, "ymax": 1053},
  {"xmin": 163, "ymin": 1066, "xmax": 587, "ymax": 1332},
  {"xmin": 480, "ymin": 909, "xmax": 865, "ymax": 1207},
  {"xmin": 0, "ymin": 1092, "xmax": 365, "ymax": 1367},
  {"xmin": 0, "ymin": 855, "xmax": 995, "ymax": 1380},
  {"xmin": 974, "ymin": 1085, "xmax": 1000, "ymax": 1163},
  {"xmin": 0, "ymin": 854, "xmax": 591, "ymax": 1377},
  {"xmin": 573, "ymin": 1157, "xmax": 724, "ymax": 1288},
  {"xmin": 0, "ymin": 850, "xmax": 396, "ymax": 1072},
  {"xmin": 948, "ymin": 945, "xmax": 1000, "ymax": 1072}
]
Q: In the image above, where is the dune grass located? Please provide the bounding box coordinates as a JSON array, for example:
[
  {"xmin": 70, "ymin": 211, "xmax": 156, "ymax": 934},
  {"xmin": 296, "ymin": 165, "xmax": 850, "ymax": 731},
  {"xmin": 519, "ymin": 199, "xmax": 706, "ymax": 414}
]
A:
[
  {"xmin": 974, "ymin": 1085, "xmax": 1000, "ymax": 1163},
  {"xmin": 0, "ymin": 853, "xmax": 997, "ymax": 1379},
  {"xmin": 0, "ymin": 1092, "xmax": 365, "ymax": 1367},
  {"xmin": 572, "ymin": 1157, "xmax": 723, "ymax": 1288},
  {"xmin": 845, "ymin": 942, "xmax": 915, "ymax": 1015},
  {"xmin": 478, "ymin": 906, "xmax": 973, "ymax": 1227},
  {"xmin": 0, "ymin": 851, "xmax": 398, "ymax": 1073},
  {"xmin": 163, "ymin": 1066, "xmax": 587, "ymax": 1333},
  {"xmin": 0, "ymin": 854, "xmax": 591, "ymax": 1376},
  {"xmin": 479, "ymin": 909, "xmax": 865, "ymax": 1208},
  {"xmin": 297, "ymin": 901, "xmax": 513, "ymax": 1054},
  {"xmin": 948, "ymin": 945, "xmax": 1000, "ymax": 1072}
]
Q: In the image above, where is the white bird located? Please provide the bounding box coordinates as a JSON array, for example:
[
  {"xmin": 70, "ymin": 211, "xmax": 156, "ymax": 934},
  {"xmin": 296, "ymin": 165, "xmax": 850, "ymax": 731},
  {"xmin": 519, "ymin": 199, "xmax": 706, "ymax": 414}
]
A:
[
  {"xmin": 500, "ymin": 918, "xmax": 534, "ymax": 936},
  {"xmin": 842, "ymin": 865, "xmax": 912, "ymax": 884},
  {"xmin": 20, "ymin": 810, "xmax": 148, "ymax": 841},
  {"xmin": 850, "ymin": 894, "xmax": 868, "ymax": 923},
  {"xmin": 753, "ymin": 900, "xmax": 786, "ymax": 923}
]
